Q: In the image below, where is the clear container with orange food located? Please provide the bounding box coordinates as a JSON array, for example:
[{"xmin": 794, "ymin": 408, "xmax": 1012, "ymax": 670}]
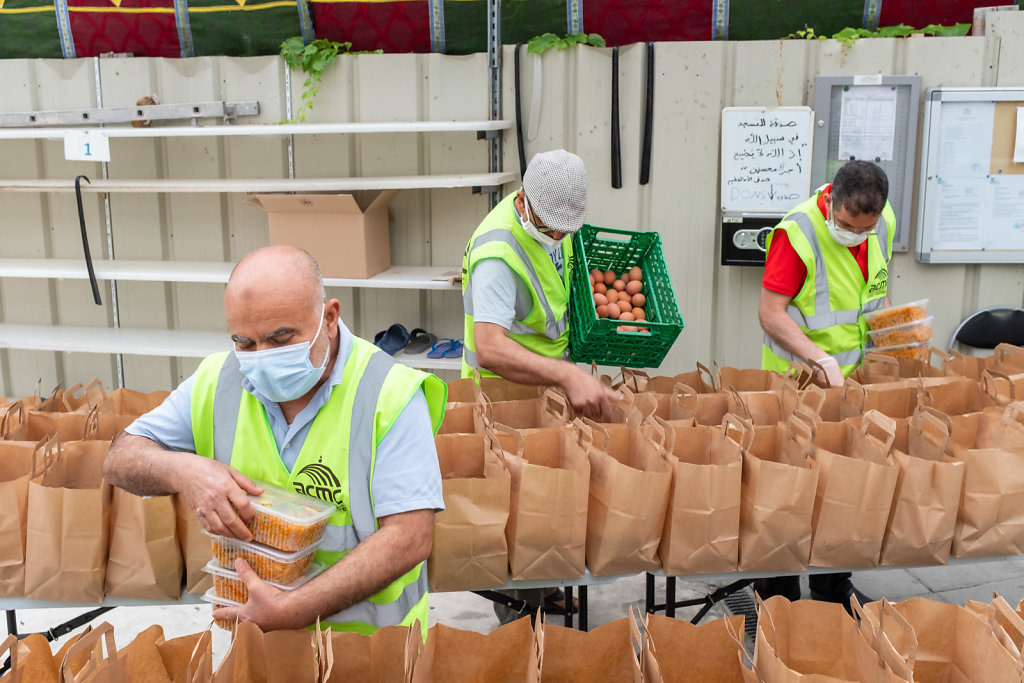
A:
[
  {"xmin": 202, "ymin": 559, "xmax": 326, "ymax": 604},
  {"xmin": 207, "ymin": 532, "xmax": 322, "ymax": 585},
  {"xmin": 247, "ymin": 481, "xmax": 336, "ymax": 551},
  {"xmin": 869, "ymin": 339, "xmax": 931, "ymax": 363},
  {"xmin": 867, "ymin": 316, "xmax": 933, "ymax": 347},
  {"xmin": 863, "ymin": 299, "xmax": 929, "ymax": 330}
]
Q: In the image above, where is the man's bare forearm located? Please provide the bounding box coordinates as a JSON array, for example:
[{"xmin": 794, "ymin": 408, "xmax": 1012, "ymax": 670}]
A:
[
  {"xmin": 476, "ymin": 331, "xmax": 573, "ymax": 387},
  {"xmin": 104, "ymin": 432, "xmax": 186, "ymax": 496}
]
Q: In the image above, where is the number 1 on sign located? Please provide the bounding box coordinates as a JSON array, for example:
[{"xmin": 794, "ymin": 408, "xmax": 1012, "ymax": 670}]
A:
[{"xmin": 64, "ymin": 130, "xmax": 111, "ymax": 162}]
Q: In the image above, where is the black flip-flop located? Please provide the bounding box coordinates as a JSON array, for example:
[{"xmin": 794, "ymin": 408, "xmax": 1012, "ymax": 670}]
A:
[
  {"xmin": 374, "ymin": 323, "xmax": 410, "ymax": 356},
  {"xmin": 404, "ymin": 328, "xmax": 437, "ymax": 355}
]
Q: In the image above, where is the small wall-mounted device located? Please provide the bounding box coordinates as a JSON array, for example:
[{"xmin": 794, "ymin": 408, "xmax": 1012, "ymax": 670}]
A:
[{"xmin": 720, "ymin": 214, "xmax": 781, "ymax": 267}]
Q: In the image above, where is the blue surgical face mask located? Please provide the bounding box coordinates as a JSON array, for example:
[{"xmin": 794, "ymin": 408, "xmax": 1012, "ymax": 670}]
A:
[{"xmin": 235, "ymin": 304, "xmax": 330, "ymax": 403}]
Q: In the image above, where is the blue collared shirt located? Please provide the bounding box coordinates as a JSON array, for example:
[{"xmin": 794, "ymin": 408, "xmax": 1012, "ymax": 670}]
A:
[{"xmin": 126, "ymin": 320, "xmax": 443, "ymax": 517}]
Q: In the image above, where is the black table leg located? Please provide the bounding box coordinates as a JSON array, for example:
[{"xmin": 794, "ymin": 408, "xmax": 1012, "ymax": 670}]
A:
[
  {"xmin": 666, "ymin": 576, "xmax": 677, "ymax": 618},
  {"xmin": 564, "ymin": 586, "xmax": 573, "ymax": 628},
  {"xmin": 579, "ymin": 585, "xmax": 588, "ymax": 631},
  {"xmin": 5, "ymin": 609, "xmax": 16, "ymax": 637}
]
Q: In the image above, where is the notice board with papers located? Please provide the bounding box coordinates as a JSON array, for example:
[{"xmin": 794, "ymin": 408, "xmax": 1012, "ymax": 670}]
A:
[
  {"xmin": 810, "ymin": 75, "xmax": 921, "ymax": 254},
  {"xmin": 916, "ymin": 87, "xmax": 1024, "ymax": 263}
]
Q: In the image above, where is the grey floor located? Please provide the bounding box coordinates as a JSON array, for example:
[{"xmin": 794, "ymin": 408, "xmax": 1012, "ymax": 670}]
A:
[{"xmin": 5, "ymin": 557, "xmax": 1022, "ymax": 669}]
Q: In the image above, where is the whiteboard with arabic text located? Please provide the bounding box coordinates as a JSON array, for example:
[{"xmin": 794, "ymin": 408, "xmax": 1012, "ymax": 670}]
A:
[{"xmin": 720, "ymin": 107, "xmax": 813, "ymax": 214}]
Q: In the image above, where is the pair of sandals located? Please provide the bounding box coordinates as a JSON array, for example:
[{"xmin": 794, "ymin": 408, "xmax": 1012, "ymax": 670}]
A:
[
  {"xmin": 426, "ymin": 338, "xmax": 464, "ymax": 359},
  {"xmin": 373, "ymin": 324, "xmax": 436, "ymax": 356}
]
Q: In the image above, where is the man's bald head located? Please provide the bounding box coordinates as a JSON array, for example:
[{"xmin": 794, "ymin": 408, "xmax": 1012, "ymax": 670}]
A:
[{"xmin": 226, "ymin": 246, "xmax": 325, "ymax": 311}]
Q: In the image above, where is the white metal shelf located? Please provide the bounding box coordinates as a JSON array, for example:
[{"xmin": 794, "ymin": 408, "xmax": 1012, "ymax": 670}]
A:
[
  {"xmin": 0, "ymin": 259, "xmax": 460, "ymax": 290},
  {"xmin": 0, "ymin": 323, "xmax": 461, "ymax": 371},
  {"xmin": 0, "ymin": 120, "xmax": 512, "ymax": 140},
  {"xmin": 0, "ymin": 172, "xmax": 516, "ymax": 193}
]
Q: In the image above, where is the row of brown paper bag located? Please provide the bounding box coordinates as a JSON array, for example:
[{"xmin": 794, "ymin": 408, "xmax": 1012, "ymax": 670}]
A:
[{"xmin": 0, "ymin": 434, "xmax": 209, "ymax": 603}]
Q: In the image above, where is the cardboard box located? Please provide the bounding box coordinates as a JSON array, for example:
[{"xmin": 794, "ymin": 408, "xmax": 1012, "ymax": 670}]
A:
[{"xmin": 247, "ymin": 191, "xmax": 397, "ymax": 279}]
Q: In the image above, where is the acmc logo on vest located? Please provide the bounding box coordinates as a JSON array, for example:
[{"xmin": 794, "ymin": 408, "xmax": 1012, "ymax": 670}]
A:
[
  {"xmin": 867, "ymin": 267, "xmax": 888, "ymax": 296},
  {"xmin": 293, "ymin": 457, "xmax": 347, "ymax": 512}
]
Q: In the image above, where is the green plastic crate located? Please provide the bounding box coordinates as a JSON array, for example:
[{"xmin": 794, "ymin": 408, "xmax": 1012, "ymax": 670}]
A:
[{"xmin": 569, "ymin": 225, "xmax": 684, "ymax": 368}]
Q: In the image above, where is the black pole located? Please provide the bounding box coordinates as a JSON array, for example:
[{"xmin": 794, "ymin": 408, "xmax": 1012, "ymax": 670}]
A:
[
  {"xmin": 610, "ymin": 46, "xmax": 622, "ymax": 189},
  {"xmin": 513, "ymin": 43, "xmax": 527, "ymax": 180},
  {"xmin": 639, "ymin": 42, "xmax": 655, "ymax": 185},
  {"xmin": 74, "ymin": 175, "xmax": 102, "ymax": 305}
]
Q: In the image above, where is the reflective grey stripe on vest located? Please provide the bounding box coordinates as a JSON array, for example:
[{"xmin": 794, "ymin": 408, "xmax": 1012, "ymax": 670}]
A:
[
  {"xmin": 862, "ymin": 297, "xmax": 885, "ymax": 313},
  {"xmin": 875, "ymin": 211, "xmax": 890, "ymax": 262},
  {"xmin": 763, "ymin": 333, "xmax": 863, "ymax": 367},
  {"xmin": 212, "ymin": 349, "xmax": 426, "ymax": 628},
  {"xmin": 212, "ymin": 352, "xmax": 243, "ymax": 465},
  {"xmin": 790, "ymin": 211, "xmax": 834, "ymax": 332},
  {"xmin": 466, "ymin": 229, "xmax": 568, "ymax": 341}
]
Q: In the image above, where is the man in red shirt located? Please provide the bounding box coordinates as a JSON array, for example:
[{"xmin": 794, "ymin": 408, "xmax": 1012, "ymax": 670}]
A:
[{"xmin": 756, "ymin": 160, "xmax": 895, "ymax": 612}]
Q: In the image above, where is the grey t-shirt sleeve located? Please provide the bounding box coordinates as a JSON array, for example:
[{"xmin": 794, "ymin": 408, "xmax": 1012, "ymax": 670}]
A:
[
  {"xmin": 370, "ymin": 389, "xmax": 445, "ymax": 517},
  {"xmin": 469, "ymin": 257, "xmax": 531, "ymax": 329}
]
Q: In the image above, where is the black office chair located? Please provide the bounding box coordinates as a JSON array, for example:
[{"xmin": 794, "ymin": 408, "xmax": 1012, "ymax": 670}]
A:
[{"xmin": 947, "ymin": 306, "xmax": 1024, "ymax": 352}]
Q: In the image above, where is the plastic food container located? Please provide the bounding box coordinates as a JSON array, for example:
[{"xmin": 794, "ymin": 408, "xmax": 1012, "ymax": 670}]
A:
[
  {"xmin": 863, "ymin": 299, "xmax": 929, "ymax": 330},
  {"xmin": 207, "ymin": 532, "xmax": 322, "ymax": 585},
  {"xmin": 203, "ymin": 559, "xmax": 326, "ymax": 603},
  {"xmin": 247, "ymin": 481, "xmax": 336, "ymax": 551},
  {"xmin": 870, "ymin": 339, "xmax": 931, "ymax": 362},
  {"xmin": 867, "ymin": 316, "xmax": 933, "ymax": 347},
  {"xmin": 201, "ymin": 588, "xmax": 242, "ymax": 631}
]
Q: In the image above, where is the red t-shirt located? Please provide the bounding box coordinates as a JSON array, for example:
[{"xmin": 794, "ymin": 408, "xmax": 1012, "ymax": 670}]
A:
[{"xmin": 762, "ymin": 185, "xmax": 869, "ymax": 297}]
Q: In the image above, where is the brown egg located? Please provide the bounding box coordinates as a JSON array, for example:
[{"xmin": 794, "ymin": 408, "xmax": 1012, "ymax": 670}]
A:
[
  {"xmin": 638, "ymin": 327, "xmax": 649, "ymax": 333},
  {"xmin": 596, "ymin": 304, "xmax": 609, "ymax": 318},
  {"xmin": 593, "ymin": 292, "xmax": 608, "ymax": 306},
  {"xmin": 612, "ymin": 280, "xmax": 626, "ymax": 292},
  {"xmin": 603, "ymin": 269, "xmax": 616, "ymax": 285},
  {"xmin": 633, "ymin": 307, "xmax": 646, "ymax": 321},
  {"xmin": 593, "ymin": 282, "xmax": 607, "ymax": 294},
  {"xmin": 606, "ymin": 302, "xmax": 621, "ymax": 319},
  {"xmin": 629, "ymin": 266, "xmax": 642, "ymax": 281},
  {"xmin": 620, "ymin": 270, "xmax": 631, "ymax": 283},
  {"xmin": 625, "ymin": 280, "xmax": 643, "ymax": 296},
  {"xmin": 619, "ymin": 311, "xmax": 635, "ymax": 322},
  {"xmin": 618, "ymin": 325, "xmax": 639, "ymax": 332},
  {"xmin": 617, "ymin": 302, "xmax": 632, "ymax": 316},
  {"xmin": 605, "ymin": 289, "xmax": 619, "ymax": 304},
  {"xmin": 632, "ymin": 293, "xmax": 646, "ymax": 308},
  {"xmin": 590, "ymin": 268, "xmax": 602, "ymax": 284}
]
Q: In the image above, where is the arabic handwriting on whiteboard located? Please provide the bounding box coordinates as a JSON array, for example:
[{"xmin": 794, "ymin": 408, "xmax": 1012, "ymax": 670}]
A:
[{"xmin": 722, "ymin": 107, "xmax": 812, "ymax": 212}]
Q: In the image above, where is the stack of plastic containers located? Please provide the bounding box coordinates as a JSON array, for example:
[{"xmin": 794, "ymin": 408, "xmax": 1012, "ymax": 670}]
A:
[
  {"xmin": 201, "ymin": 481, "xmax": 335, "ymax": 630},
  {"xmin": 863, "ymin": 299, "xmax": 932, "ymax": 362}
]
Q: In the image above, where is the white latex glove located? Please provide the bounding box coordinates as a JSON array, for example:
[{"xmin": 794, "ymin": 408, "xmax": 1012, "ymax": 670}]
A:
[{"xmin": 813, "ymin": 356, "xmax": 845, "ymax": 387}]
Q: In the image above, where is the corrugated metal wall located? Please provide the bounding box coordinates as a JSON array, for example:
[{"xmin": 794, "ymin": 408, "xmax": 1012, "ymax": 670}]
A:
[{"xmin": 1, "ymin": 13, "xmax": 1022, "ymax": 397}]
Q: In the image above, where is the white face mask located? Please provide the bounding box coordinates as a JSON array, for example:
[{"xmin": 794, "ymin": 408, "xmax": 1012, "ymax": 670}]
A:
[
  {"xmin": 520, "ymin": 192, "xmax": 561, "ymax": 248},
  {"xmin": 826, "ymin": 206, "xmax": 871, "ymax": 248}
]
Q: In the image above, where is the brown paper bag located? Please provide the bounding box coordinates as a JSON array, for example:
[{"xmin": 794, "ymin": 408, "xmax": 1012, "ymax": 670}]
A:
[
  {"xmin": 0, "ymin": 632, "xmax": 61, "ymax": 683},
  {"xmin": 24, "ymin": 439, "xmax": 110, "ymax": 602},
  {"xmin": 737, "ymin": 417, "xmax": 819, "ymax": 572},
  {"xmin": 656, "ymin": 416, "xmax": 743, "ymax": 575},
  {"xmin": 965, "ymin": 595, "xmax": 1024, "ymax": 661},
  {"xmin": 100, "ymin": 387, "xmax": 172, "ymax": 418},
  {"xmin": 879, "ymin": 408, "xmax": 965, "ymax": 566},
  {"xmin": 119, "ymin": 625, "xmax": 173, "ymax": 683},
  {"xmin": 0, "ymin": 437, "xmax": 52, "ymax": 598},
  {"xmin": 539, "ymin": 617, "xmax": 641, "ymax": 683},
  {"xmin": 428, "ymin": 432, "xmax": 511, "ymax": 591},
  {"xmin": 263, "ymin": 631, "xmax": 319, "ymax": 683},
  {"xmin": 174, "ymin": 493, "xmax": 213, "ymax": 594},
  {"xmin": 62, "ymin": 380, "xmax": 107, "ymax": 414},
  {"xmin": 717, "ymin": 365, "xmax": 795, "ymax": 393},
  {"xmin": 105, "ymin": 487, "xmax": 183, "ymax": 599},
  {"xmin": 600, "ymin": 387, "xmax": 665, "ymax": 425},
  {"xmin": 809, "ymin": 411, "xmax": 901, "ymax": 568},
  {"xmin": 982, "ymin": 368, "xmax": 1024, "ymax": 407},
  {"xmin": 840, "ymin": 379, "xmax": 920, "ymax": 420},
  {"xmin": 669, "ymin": 383, "xmax": 729, "ymax": 426},
  {"xmin": 157, "ymin": 632, "xmax": 207, "ymax": 683},
  {"xmin": 618, "ymin": 364, "xmax": 716, "ymax": 395},
  {"xmin": 411, "ymin": 618, "xmax": 541, "ymax": 683},
  {"xmin": 325, "ymin": 625, "xmax": 413, "ymax": 683},
  {"xmin": 643, "ymin": 611, "xmax": 749, "ymax": 682},
  {"xmin": 60, "ymin": 622, "xmax": 128, "ymax": 683},
  {"xmin": 21, "ymin": 382, "xmax": 63, "ymax": 414},
  {"xmin": 755, "ymin": 596, "xmax": 910, "ymax": 683},
  {"xmin": 473, "ymin": 388, "xmax": 573, "ymax": 434},
  {"xmin": 918, "ymin": 376, "xmax": 995, "ymax": 416},
  {"xmin": 727, "ymin": 388, "xmax": 782, "ymax": 426},
  {"xmin": 0, "ymin": 401, "xmax": 25, "ymax": 440},
  {"xmin": 184, "ymin": 631, "xmax": 213, "ymax": 683},
  {"xmin": 865, "ymin": 597, "xmax": 1020, "ymax": 682},
  {"xmin": 943, "ymin": 343, "xmax": 1024, "ymax": 380},
  {"xmin": 581, "ymin": 418, "xmax": 672, "ymax": 575},
  {"xmin": 495, "ymin": 423, "xmax": 590, "ymax": 581},
  {"xmin": 446, "ymin": 373, "xmax": 546, "ymax": 404},
  {"xmin": 437, "ymin": 403, "xmax": 475, "ymax": 434},
  {"xmin": 212, "ymin": 621, "xmax": 269, "ymax": 683}
]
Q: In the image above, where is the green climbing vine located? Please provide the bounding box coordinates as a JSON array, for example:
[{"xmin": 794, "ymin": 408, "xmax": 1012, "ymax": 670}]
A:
[
  {"xmin": 526, "ymin": 32, "xmax": 606, "ymax": 56},
  {"xmin": 785, "ymin": 23, "xmax": 970, "ymax": 48},
  {"xmin": 279, "ymin": 37, "xmax": 382, "ymax": 122}
]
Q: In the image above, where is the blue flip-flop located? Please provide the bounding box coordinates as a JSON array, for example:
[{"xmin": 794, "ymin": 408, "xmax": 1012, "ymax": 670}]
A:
[
  {"xmin": 427, "ymin": 339, "xmax": 453, "ymax": 359},
  {"xmin": 374, "ymin": 323, "xmax": 410, "ymax": 356},
  {"xmin": 442, "ymin": 339, "xmax": 464, "ymax": 359}
]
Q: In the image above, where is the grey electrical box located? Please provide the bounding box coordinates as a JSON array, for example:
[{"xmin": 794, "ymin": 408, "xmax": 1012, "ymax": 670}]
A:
[{"xmin": 810, "ymin": 75, "xmax": 921, "ymax": 253}]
